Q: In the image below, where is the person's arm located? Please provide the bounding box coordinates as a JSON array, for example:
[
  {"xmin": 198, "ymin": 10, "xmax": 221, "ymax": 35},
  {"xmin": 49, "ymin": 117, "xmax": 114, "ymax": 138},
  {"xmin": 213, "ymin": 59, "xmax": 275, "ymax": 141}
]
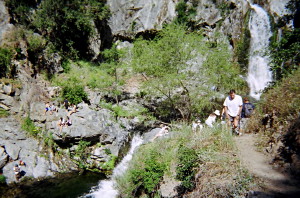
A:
[{"xmin": 238, "ymin": 105, "xmax": 242, "ymax": 117}]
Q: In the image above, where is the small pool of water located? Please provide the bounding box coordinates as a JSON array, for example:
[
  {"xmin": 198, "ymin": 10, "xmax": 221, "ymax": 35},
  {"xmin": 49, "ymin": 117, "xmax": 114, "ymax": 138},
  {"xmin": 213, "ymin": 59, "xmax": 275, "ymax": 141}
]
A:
[{"xmin": 0, "ymin": 171, "xmax": 105, "ymax": 198}]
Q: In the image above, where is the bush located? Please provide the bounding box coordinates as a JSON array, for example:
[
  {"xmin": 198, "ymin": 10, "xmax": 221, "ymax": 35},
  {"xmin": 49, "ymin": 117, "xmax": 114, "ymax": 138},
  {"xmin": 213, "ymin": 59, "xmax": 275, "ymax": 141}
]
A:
[
  {"xmin": 270, "ymin": 28, "xmax": 300, "ymax": 80},
  {"xmin": 129, "ymin": 150, "xmax": 166, "ymax": 194},
  {"xmin": 61, "ymin": 78, "xmax": 88, "ymax": 105},
  {"xmin": 0, "ymin": 48, "xmax": 13, "ymax": 78},
  {"xmin": 176, "ymin": 145, "xmax": 199, "ymax": 191},
  {"xmin": 21, "ymin": 116, "xmax": 40, "ymax": 137}
]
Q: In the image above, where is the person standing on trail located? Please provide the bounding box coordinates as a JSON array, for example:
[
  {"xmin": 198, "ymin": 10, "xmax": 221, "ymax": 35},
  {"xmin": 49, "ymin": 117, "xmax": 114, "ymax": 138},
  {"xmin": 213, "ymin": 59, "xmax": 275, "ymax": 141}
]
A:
[
  {"xmin": 240, "ymin": 97, "xmax": 255, "ymax": 133},
  {"xmin": 223, "ymin": 89, "xmax": 243, "ymax": 134}
]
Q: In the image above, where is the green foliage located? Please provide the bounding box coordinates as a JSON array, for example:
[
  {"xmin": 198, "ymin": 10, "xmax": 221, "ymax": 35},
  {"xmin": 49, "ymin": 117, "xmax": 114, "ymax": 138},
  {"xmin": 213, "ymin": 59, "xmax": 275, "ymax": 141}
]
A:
[
  {"xmin": 0, "ymin": 175, "xmax": 6, "ymax": 184},
  {"xmin": 0, "ymin": 48, "xmax": 13, "ymax": 78},
  {"xmin": 100, "ymin": 101, "xmax": 151, "ymax": 120},
  {"xmin": 72, "ymin": 140, "xmax": 91, "ymax": 169},
  {"xmin": 175, "ymin": 0, "xmax": 197, "ymax": 27},
  {"xmin": 43, "ymin": 132, "xmax": 56, "ymax": 149},
  {"xmin": 32, "ymin": 0, "xmax": 110, "ymax": 59},
  {"xmin": 270, "ymin": 28, "xmax": 300, "ymax": 80},
  {"xmin": 117, "ymin": 125, "xmax": 254, "ymax": 197},
  {"xmin": 4, "ymin": 0, "xmax": 37, "ymax": 26},
  {"xmin": 26, "ymin": 33, "xmax": 46, "ymax": 53},
  {"xmin": 0, "ymin": 108, "xmax": 10, "ymax": 118},
  {"xmin": 176, "ymin": 145, "xmax": 198, "ymax": 190},
  {"xmin": 129, "ymin": 150, "xmax": 166, "ymax": 194},
  {"xmin": 101, "ymin": 154, "xmax": 118, "ymax": 171},
  {"xmin": 130, "ymin": 24, "xmax": 246, "ymax": 120},
  {"xmin": 61, "ymin": 78, "xmax": 88, "ymax": 105},
  {"xmin": 21, "ymin": 116, "xmax": 40, "ymax": 137},
  {"xmin": 52, "ymin": 60, "xmax": 116, "ymax": 91}
]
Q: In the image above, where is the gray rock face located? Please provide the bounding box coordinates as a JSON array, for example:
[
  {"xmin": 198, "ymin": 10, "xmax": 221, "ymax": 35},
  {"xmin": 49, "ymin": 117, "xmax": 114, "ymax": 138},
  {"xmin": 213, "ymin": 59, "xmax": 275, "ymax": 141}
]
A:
[
  {"xmin": 0, "ymin": 0, "xmax": 13, "ymax": 45},
  {"xmin": 0, "ymin": 117, "xmax": 59, "ymax": 183},
  {"xmin": 107, "ymin": 0, "xmax": 177, "ymax": 38}
]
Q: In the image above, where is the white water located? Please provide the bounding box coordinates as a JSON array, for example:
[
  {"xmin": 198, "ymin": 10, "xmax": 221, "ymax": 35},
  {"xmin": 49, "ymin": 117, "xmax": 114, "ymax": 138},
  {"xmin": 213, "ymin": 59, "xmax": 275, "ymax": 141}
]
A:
[
  {"xmin": 247, "ymin": 4, "xmax": 273, "ymax": 100},
  {"xmin": 82, "ymin": 135, "xmax": 143, "ymax": 198}
]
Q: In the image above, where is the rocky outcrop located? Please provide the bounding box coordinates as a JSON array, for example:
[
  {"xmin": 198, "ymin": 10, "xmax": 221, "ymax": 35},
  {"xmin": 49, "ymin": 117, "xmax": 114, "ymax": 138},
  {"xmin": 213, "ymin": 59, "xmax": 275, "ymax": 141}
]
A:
[
  {"xmin": 107, "ymin": 0, "xmax": 178, "ymax": 38},
  {"xmin": 0, "ymin": 117, "xmax": 71, "ymax": 184},
  {"xmin": 0, "ymin": 0, "xmax": 13, "ymax": 45}
]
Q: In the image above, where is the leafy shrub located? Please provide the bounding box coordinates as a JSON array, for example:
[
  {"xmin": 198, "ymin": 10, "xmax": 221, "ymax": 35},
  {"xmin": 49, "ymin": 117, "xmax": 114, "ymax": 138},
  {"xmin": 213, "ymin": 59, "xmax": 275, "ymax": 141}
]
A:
[
  {"xmin": 21, "ymin": 116, "xmax": 40, "ymax": 137},
  {"xmin": 270, "ymin": 28, "xmax": 300, "ymax": 80},
  {"xmin": 61, "ymin": 78, "xmax": 88, "ymax": 105},
  {"xmin": 129, "ymin": 150, "xmax": 166, "ymax": 194},
  {"xmin": 176, "ymin": 145, "xmax": 199, "ymax": 191},
  {"xmin": 101, "ymin": 154, "xmax": 118, "ymax": 171},
  {"xmin": 0, "ymin": 48, "xmax": 13, "ymax": 78},
  {"xmin": 73, "ymin": 140, "xmax": 91, "ymax": 169}
]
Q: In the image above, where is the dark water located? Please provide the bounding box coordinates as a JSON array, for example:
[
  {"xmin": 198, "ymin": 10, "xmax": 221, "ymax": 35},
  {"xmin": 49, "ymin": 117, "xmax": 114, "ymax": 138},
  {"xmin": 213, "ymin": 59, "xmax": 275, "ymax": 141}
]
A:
[{"xmin": 0, "ymin": 172, "xmax": 105, "ymax": 198}]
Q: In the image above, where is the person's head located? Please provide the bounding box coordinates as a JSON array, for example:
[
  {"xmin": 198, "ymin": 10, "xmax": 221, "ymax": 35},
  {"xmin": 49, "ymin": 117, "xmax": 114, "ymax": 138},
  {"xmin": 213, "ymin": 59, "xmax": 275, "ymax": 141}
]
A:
[
  {"xmin": 229, "ymin": 89, "xmax": 236, "ymax": 99},
  {"xmin": 15, "ymin": 164, "xmax": 18, "ymax": 167},
  {"xmin": 60, "ymin": 117, "xmax": 63, "ymax": 121},
  {"xmin": 197, "ymin": 120, "xmax": 201, "ymax": 123},
  {"xmin": 243, "ymin": 97, "xmax": 249, "ymax": 103}
]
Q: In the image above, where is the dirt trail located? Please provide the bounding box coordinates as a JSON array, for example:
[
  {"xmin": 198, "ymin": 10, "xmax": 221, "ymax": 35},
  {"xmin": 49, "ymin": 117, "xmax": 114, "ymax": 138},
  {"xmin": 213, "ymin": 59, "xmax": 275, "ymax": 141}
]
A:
[{"xmin": 235, "ymin": 133, "xmax": 300, "ymax": 198}]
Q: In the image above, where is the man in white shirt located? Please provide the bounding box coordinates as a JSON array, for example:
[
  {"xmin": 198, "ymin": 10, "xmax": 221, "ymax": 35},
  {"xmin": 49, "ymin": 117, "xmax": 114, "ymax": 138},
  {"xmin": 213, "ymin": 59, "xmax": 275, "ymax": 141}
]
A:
[{"xmin": 223, "ymin": 89, "xmax": 243, "ymax": 134}]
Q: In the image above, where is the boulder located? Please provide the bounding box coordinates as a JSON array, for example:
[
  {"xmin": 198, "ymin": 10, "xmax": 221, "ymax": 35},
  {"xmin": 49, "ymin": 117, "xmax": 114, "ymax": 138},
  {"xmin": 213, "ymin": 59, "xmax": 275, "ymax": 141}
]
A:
[
  {"xmin": 4, "ymin": 141, "xmax": 21, "ymax": 160},
  {"xmin": 0, "ymin": 154, "xmax": 8, "ymax": 169},
  {"xmin": 32, "ymin": 156, "xmax": 53, "ymax": 178}
]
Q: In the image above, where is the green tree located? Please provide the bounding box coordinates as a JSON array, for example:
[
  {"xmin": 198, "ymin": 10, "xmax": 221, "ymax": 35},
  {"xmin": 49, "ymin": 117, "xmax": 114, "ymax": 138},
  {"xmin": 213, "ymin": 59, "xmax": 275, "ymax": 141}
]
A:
[{"xmin": 32, "ymin": 0, "xmax": 110, "ymax": 59}]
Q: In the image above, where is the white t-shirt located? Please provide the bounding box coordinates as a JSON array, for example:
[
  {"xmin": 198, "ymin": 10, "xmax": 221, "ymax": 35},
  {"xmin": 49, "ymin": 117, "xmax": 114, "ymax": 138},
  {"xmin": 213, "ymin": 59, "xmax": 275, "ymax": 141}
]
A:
[{"xmin": 223, "ymin": 95, "xmax": 243, "ymax": 117}]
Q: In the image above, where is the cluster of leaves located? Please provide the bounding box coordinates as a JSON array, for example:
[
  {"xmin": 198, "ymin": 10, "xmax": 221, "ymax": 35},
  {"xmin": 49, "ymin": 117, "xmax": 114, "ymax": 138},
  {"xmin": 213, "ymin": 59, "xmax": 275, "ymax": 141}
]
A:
[
  {"xmin": 270, "ymin": 28, "xmax": 300, "ymax": 80},
  {"xmin": 176, "ymin": 145, "xmax": 199, "ymax": 191},
  {"xmin": 21, "ymin": 116, "xmax": 41, "ymax": 137}
]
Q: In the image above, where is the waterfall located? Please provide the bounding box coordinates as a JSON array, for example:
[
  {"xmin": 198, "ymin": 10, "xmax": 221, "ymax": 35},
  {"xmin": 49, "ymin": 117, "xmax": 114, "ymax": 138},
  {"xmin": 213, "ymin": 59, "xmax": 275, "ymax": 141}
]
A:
[
  {"xmin": 247, "ymin": 4, "xmax": 273, "ymax": 100},
  {"xmin": 81, "ymin": 135, "xmax": 143, "ymax": 198}
]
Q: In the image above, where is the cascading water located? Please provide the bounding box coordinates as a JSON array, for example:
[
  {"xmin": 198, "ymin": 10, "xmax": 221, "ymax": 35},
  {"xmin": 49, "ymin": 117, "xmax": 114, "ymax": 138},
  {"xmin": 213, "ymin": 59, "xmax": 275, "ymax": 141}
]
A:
[
  {"xmin": 247, "ymin": 3, "xmax": 273, "ymax": 100},
  {"xmin": 81, "ymin": 135, "xmax": 143, "ymax": 198}
]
